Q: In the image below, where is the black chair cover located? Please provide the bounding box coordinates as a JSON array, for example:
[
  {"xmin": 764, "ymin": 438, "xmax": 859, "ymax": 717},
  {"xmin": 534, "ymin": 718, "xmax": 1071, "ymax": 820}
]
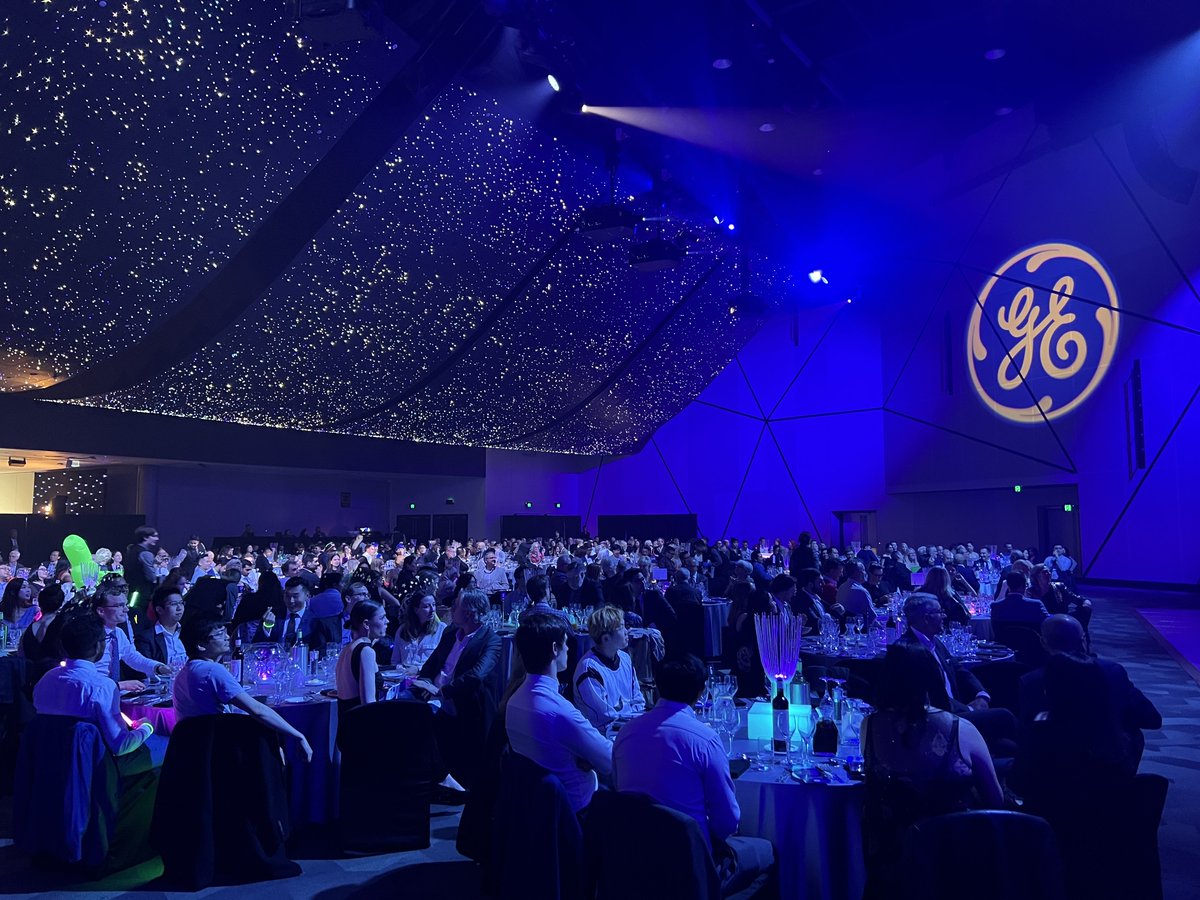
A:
[
  {"xmin": 494, "ymin": 750, "xmax": 583, "ymax": 900},
  {"xmin": 337, "ymin": 699, "xmax": 439, "ymax": 852},
  {"xmin": 583, "ymin": 790, "xmax": 720, "ymax": 900},
  {"xmin": 152, "ymin": 714, "xmax": 299, "ymax": 889},
  {"xmin": 902, "ymin": 810, "xmax": 1066, "ymax": 900}
]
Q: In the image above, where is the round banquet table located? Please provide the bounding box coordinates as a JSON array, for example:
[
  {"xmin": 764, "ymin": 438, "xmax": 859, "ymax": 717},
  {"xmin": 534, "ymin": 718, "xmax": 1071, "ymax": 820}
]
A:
[
  {"xmin": 703, "ymin": 599, "xmax": 730, "ymax": 658},
  {"xmin": 732, "ymin": 704, "xmax": 866, "ymax": 900},
  {"xmin": 121, "ymin": 691, "xmax": 340, "ymax": 827},
  {"xmin": 970, "ymin": 615, "xmax": 994, "ymax": 641}
]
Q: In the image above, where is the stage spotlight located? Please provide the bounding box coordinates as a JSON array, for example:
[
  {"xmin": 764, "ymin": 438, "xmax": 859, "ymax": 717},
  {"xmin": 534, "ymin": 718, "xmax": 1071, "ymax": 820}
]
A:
[
  {"xmin": 727, "ymin": 223, "xmax": 736, "ymax": 231},
  {"xmin": 808, "ymin": 269, "xmax": 827, "ymax": 284},
  {"xmin": 547, "ymin": 74, "xmax": 561, "ymax": 92}
]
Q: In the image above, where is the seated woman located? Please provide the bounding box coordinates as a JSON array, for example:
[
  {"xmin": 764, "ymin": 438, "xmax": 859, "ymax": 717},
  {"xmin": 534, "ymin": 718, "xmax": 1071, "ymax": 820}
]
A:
[
  {"xmin": 862, "ymin": 643, "xmax": 1002, "ymax": 899},
  {"xmin": 1, "ymin": 577, "xmax": 40, "ymax": 630},
  {"xmin": 173, "ymin": 616, "xmax": 313, "ymax": 761},
  {"xmin": 391, "ymin": 592, "xmax": 446, "ymax": 671},
  {"xmin": 20, "ymin": 583, "xmax": 65, "ymax": 674},
  {"xmin": 335, "ymin": 598, "xmax": 388, "ymax": 713},
  {"xmin": 920, "ymin": 565, "xmax": 972, "ymax": 627},
  {"xmin": 573, "ymin": 605, "xmax": 646, "ymax": 731}
]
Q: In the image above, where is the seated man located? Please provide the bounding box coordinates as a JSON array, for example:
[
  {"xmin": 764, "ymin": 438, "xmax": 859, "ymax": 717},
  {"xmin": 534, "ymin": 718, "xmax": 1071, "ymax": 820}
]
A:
[
  {"xmin": 410, "ymin": 589, "xmax": 502, "ymax": 790},
  {"xmin": 835, "ymin": 560, "xmax": 878, "ymax": 625},
  {"xmin": 174, "ymin": 616, "xmax": 313, "ymax": 761},
  {"xmin": 1019, "ymin": 614, "xmax": 1160, "ymax": 771},
  {"xmin": 507, "ymin": 612, "xmax": 613, "ymax": 814},
  {"xmin": 899, "ymin": 594, "xmax": 1018, "ymax": 756},
  {"xmin": 252, "ymin": 576, "xmax": 340, "ymax": 651},
  {"xmin": 1027, "ymin": 564, "xmax": 1092, "ymax": 634},
  {"xmin": 134, "ymin": 586, "xmax": 187, "ymax": 665},
  {"xmin": 93, "ymin": 581, "xmax": 172, "ymax": 690},
  {"xmin": 990, "ymin": 571, "xmax": 1049, "ymax": 628},
  {"xmin": 613, "ymin": 654, "xmax": 775, "ymax": 896},
  {"xmin": 519, "ymin": 573, "xmax": 571, "ymax": 625},
  {"xmin": 573, "ymin": 606, "xmax": 646, "ymax": 731},
  {"xmin": 33, "ymin": 613, "xmax": 157, "ymax": 768}
]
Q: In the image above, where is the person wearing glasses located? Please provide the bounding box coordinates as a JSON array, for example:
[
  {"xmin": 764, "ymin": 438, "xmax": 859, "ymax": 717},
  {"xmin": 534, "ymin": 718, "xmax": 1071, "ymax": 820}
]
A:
[{"xmin": 92, "ymin": 581, "xmax": 171, "ymax": 691}]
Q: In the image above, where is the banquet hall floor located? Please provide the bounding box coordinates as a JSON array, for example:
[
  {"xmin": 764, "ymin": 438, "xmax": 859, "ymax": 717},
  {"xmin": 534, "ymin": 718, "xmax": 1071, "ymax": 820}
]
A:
[{"xmin": 1, "ymin": 586, "xmax": 1198, "ymax": 900}]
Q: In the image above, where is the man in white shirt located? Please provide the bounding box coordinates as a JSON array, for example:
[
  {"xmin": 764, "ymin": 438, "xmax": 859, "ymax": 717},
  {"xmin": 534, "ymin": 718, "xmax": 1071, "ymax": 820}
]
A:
[
  {"xmin": 613, "ymin": 654, "xmax": 774, "ymax": 894},
  {"xmin": 93, "ymin": 582, "xmax": 171, "ymax": 689},
  {"xmin": 507, "ymin": 612, "xmax": 613, "ymax": 813},
  {"xmin": 173, "ymin": 616, "xmax": 313, "ymax": 760},
  {"xmin": 573, "ymin": 606, "xmax": 645, "ymax": 731}
]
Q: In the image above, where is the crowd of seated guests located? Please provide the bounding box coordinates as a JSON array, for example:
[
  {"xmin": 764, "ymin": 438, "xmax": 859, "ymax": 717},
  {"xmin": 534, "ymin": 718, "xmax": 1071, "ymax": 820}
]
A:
[{"xmin": 1, "ymin": 522, "xmax": 1158, "ymax": 897}]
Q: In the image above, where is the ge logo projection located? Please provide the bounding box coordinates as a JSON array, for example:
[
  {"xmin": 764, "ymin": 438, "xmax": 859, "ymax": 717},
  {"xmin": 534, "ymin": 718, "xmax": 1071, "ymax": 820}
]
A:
[{"xmin": 968, "ymin": 242, "xmax": 1119, "ymax": 423}]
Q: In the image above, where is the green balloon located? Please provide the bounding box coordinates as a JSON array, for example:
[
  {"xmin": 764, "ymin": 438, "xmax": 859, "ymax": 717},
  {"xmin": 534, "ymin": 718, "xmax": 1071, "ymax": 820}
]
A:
[{"xmin": 62, "ymin": 533, "xmax": 102, "ymax": 591}]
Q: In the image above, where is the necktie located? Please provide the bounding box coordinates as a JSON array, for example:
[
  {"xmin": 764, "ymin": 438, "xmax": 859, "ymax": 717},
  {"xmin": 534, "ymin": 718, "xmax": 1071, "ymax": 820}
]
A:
[
  {"xmin": 285, "ymin": 614, "xmax": 298, "ymax": 645},
  {"xmin": 108, "ymin": 631, "xmax": 119, "ymax": 680}
]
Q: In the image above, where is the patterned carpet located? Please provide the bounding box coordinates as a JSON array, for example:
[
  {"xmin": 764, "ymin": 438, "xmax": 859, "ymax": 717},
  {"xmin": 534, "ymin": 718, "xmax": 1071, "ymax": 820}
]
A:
[{"xmin": 0, "ymin": 587, "xmax": 1197, "ymax": 899}]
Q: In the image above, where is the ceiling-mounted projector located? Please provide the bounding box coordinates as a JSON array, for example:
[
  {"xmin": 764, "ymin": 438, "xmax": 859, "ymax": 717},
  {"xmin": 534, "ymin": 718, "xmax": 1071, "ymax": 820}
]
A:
[
  {"xmin": 629, "ymin": 238, "xmax": 683, "ymax": 272},
  {"xmin": 580, "ymin": 205, "xmax": 639, "ymax": 241}
]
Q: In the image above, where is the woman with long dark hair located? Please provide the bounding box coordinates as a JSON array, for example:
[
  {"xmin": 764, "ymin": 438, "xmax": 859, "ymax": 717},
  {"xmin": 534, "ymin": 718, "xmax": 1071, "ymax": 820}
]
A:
[
  {"xmin": 1, "ymin": 577, "xmax": 38, "ymax": 629},
  {"xmin": 861, "ymin": 643, "xmax": 1001, "ymax": 898}
]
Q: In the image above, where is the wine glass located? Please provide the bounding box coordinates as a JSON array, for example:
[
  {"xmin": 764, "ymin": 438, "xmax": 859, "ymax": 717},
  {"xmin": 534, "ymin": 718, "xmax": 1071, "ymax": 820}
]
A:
[
  {"xmin": 791, "ymin": 705, "xmax": 817, "ymax": 765},
  {"xmin": 712, "ymin": 697, "xmax": 739, "ymax": 757}
]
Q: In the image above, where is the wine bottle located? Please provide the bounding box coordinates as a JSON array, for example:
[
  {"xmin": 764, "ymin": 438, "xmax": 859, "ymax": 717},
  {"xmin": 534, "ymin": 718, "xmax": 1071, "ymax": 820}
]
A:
[
  {"xmin": 230, "ymin": 636, "xmax": 244, "ymax": 685},
  {"xmin": 772, "ymin": 675, "xmax": 789, "ymax": 755},
  {"xmin": 885, "ymin": 607, "xmax": 898, "ymax": 644}
]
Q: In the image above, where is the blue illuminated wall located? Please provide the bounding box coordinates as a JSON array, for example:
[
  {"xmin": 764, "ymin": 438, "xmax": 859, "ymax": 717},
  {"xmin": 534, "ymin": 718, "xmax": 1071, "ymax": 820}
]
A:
[
  {"xmin": 578, "ymin": 302, "xmax": 886, "ymax": 544},
  {"xmin": 585, "ymin": 95, "xmax": 1200, "ymax": 585}
]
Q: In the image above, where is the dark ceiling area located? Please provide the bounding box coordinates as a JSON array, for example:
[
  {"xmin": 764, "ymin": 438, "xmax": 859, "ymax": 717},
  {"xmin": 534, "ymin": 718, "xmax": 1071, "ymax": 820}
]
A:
[{"xmin": 1, "ymin": 0, "xmax": 1197, "ymax": 454}]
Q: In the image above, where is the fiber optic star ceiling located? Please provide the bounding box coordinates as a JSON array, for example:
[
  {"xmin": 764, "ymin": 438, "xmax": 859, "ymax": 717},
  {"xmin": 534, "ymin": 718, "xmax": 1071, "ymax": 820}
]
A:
[{"xmin": 0, "ymin": 0, "xmax": 794, "ymax": 455}]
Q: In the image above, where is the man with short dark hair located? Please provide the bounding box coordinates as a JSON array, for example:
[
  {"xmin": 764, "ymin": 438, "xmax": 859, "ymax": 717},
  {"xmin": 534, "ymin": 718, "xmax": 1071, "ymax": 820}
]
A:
[
  {"xmin": 507, "ymin": 612, "xmax": 613, "ymax": 813},
  {"xmin": 613, "ymin": 653, "xmax": 775, "ymax": 895},
  {"xmin": 135, "ymin": 586, "xmax": 187, "ymax": 665},
  {"xmin": 173, "ymin": 616, "xmax": 313, "ymax": 761},
  {"xmin": 836, "ymin": 560, "xmax": 877, "ymax": 625},
  {"xmin": 990, "ymin": 572, "xmax": 1049, "ymax": 628},
  {"xmin": 253, "ymin": 577, "xmax": 339, "ymax": 649},
  {"xmin": 520, "ymin": 574, "xmax": 571, "ymax": 625},
  {"xmin": 33, "ymin": 613, "xmax": 157, "ymax": 757}
]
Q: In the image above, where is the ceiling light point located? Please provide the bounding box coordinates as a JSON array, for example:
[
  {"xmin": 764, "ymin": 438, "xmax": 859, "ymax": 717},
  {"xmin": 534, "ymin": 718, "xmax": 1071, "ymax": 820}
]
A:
[
  {"xmin": 759, "ymin": 122, "xmax": 776, "ymax": 133},
  {"xmin": 808, "ymin": 269, "xmax": 825, "ymax": 284},
  {"xmin": 547, "ymin": 74, "xmax": 561, "ymax": 92},
  {"xmin": 712, "ymin": 58, "xmax": 732, "ymax": 70}
]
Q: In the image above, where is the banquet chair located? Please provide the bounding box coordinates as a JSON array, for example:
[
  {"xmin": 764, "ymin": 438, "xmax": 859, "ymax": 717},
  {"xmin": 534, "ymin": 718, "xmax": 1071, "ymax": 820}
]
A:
[
  {"xmin": 583, "ymin": 790, "xmax": 721, "ymax": 900},
  {"xmin": 337, "ymin": 699, "xmax": 439, "ymax": 852},
  {"xmin": 901, "ymin": 810, "xmax": 1065, "ymax": 900},
  {"xmin": 153, "ymin": 714, "xmax": 299, "ymax": 889},
  {"xmin": 1041, "ymin": 773, "xmax": 1169, "ymax": 900},
  {"xmin": 493, "ymin": 749, "xmax": 583, "ymax": 900},
  {"xmin": 14, "ymin": 715, "xmax": 126, "ymax": 871},
  {"xmin": 991, "ymin": 623, "xmax": 1048, "ymax": 664}
]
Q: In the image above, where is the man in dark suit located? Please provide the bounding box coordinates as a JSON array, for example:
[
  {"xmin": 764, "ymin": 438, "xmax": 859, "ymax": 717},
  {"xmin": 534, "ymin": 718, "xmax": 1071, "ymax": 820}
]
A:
[
  {"xmin": 664, "ymin": 569, "xmax": 705, "ymax": 660},
  {"xmin": 250, "ymin": 576, "xmax": 340, "ymax": 652},
  {"xmin": 900, "ymin": 594, "xmax": 1018, "ymax": 755},
  {"xmin": 134, "ymin": 586, "xmax": 187, "ymax": 665},
  {"xmin": 990, "ymin": 571, "xmax": 1050, "ymax": 627},
  {"xmin": 412, "ymin": 589, "xmax": 501, "ymax": 789},
  {"xmin": 792, "ymin": 568, "xmax": 835, "ymax": 626},
  {"xmin": 1019, "ymin": 615, "xmax": 1160, "ymax": 770}
]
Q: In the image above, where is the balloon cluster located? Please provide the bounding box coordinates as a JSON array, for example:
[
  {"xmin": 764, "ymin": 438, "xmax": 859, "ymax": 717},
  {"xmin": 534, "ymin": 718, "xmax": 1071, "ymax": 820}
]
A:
[{"xmin": 62, "ymin": 533, "xmax": 104, "ymax": 592}]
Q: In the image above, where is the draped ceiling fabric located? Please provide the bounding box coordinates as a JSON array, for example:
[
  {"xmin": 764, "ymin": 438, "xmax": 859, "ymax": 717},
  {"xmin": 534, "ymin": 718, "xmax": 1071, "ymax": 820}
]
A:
[{"xmin": 3, "ymin": 1, "xmax": 1197, "ymax": 455}]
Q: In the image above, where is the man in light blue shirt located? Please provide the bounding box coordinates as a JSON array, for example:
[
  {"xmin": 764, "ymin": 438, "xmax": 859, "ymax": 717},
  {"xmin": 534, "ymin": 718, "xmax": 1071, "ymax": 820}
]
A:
[
  {"xmin": 613, "ymin": 654, "xmax": 774, "ymax": 894},
  {"xmin": 33, "ymin": 614, "xmax": 156, "ymax": 758},
  {"xmin": 506, "ymin": 613, "xmax": 612, "ymax": 813}
]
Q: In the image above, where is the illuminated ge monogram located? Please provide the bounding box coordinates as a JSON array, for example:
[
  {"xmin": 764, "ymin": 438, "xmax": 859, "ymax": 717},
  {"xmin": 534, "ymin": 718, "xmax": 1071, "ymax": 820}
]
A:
[{"xmin": 968, "ymin": 243, "xmax": 1119, "ymax": 423}]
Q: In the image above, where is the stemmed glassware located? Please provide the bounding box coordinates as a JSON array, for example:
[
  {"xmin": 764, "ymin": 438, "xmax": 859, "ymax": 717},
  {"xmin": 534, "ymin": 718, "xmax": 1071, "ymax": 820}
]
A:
[{"xmin": 711, "ymin": 696, "xmax": 739, "ymax": 757}]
